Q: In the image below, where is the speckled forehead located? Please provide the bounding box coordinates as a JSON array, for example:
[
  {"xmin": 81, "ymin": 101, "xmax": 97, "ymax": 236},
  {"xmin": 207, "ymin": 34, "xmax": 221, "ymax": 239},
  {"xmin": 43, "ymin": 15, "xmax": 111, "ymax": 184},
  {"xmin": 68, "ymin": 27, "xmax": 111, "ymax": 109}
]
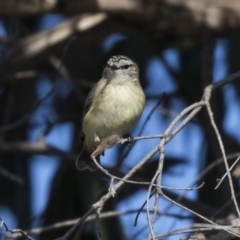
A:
[{"xmin": 107, "ymin": 55, "xmax": 133, "ymax": 68}]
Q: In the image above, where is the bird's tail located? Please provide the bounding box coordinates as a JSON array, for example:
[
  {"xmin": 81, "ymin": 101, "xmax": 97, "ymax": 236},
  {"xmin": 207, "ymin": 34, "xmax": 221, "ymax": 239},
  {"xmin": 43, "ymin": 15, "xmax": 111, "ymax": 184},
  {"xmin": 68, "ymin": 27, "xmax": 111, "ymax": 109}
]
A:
[{"xmin": 75, "ymin": 147, "xmax": 100, "ymax": 171}]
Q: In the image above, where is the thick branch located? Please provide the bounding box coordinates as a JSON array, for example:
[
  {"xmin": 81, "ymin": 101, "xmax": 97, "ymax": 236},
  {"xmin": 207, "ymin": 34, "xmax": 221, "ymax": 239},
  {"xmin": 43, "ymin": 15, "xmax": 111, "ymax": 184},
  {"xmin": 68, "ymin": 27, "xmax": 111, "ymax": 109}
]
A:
[
  {"xmin": 1, "ymin": 1, "xmax": 240, "ymax": 79},
  {"xmin": 1, "ymin": 0, "xmax": 240, "ymax": 36},
  {"xmin": 0, "ymin": 13, "xmax": 109, "ymax": 77}
]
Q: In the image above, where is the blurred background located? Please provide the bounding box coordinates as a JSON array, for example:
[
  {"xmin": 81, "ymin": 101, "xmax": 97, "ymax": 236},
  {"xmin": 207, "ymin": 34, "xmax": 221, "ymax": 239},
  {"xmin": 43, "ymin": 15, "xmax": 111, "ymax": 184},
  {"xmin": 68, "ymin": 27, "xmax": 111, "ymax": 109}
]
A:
[{"xmin": 0, "ymin": 1, "xmax": 240, "ymax": 240}]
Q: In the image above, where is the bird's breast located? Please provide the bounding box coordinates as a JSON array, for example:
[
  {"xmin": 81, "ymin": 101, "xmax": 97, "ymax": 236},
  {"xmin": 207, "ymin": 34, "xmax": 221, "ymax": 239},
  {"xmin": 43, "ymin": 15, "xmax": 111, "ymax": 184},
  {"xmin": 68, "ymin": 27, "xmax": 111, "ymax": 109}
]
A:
[{"xmin": 83, "ymin": 81, "xmax": 145, "ymax": 151}]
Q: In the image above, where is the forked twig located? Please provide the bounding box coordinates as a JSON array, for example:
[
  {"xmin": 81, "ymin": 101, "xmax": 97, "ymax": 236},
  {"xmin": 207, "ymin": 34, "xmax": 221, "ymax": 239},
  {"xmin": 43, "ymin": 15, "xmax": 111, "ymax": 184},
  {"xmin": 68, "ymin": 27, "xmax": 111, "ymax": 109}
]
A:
[
  {"xmin": 0, "ymin": 217, "xmax": 33, "ymax": 240},
  {"xmin": 205, "ymin": 100, "xmax": 240, "ymax": 217},
  {"xmin": 215, "ymin": 155, "xmax": 240, "ymax": 189},
  {"xmin": 56, "ymin": 70, "xmax": 240, "ymax": 239}
]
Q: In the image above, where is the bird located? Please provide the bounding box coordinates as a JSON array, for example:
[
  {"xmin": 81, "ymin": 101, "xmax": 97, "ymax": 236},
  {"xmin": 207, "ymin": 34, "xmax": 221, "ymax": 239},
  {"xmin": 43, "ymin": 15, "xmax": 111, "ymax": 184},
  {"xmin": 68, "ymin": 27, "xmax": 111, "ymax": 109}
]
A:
[{"xmin": 76, "ymin": 55, "xmax": 145, "ymax": 171}]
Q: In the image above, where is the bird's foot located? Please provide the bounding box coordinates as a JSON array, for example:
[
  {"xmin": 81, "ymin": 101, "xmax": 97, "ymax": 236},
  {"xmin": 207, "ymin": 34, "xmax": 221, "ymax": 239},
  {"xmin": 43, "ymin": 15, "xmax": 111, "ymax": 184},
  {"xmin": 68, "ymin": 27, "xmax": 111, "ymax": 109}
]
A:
[{"xmin": 122, "ymin": 134, "xmax": 134, "ymax": 147}]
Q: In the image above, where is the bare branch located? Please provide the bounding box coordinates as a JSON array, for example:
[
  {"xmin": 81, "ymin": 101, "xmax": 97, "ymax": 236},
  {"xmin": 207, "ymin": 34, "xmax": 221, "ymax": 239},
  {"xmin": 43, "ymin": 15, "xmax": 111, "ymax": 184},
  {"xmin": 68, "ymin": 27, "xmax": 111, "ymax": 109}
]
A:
[
  {"xmin": 44, "ymin": 143, "xmax": 160, "ymax": 240},
  {"xmin": 0, "ymin": 14, "xmax": 108, "ymax": 78},
  {"xmin": 0, "ymin": 140, "xmax": 75, "ymax": 159},
  {"xmin": 0, "ymin": 166, "xmax": 24, "ymax": 185},
  {"xmin": 95, "ymin": 209, "xmax": 102, "ymax": 240},
  {"xmin": 143, "ymin": 70, "xmax": 240, "ymax": 237},
  {"xmin": 1, "ymin": 0, "xmax": 240, "ymax": 38},
  {"xmin": 0, "ymin": 81, "xmax": 55, "ymax": 133},
  {"xmin": 205, "ymin": 100, "xmax": 240, "ymax": 217},
  {"xmin": 155, "ymin": 222, "xmax": 240, "ymax": 240},
  {"xmin": 0, "ymin": 217, "xmax": 33, "ymax": 240},
  {"xmin": 215, "ymin": 155, "xmax": 240, "ymax": 189}
]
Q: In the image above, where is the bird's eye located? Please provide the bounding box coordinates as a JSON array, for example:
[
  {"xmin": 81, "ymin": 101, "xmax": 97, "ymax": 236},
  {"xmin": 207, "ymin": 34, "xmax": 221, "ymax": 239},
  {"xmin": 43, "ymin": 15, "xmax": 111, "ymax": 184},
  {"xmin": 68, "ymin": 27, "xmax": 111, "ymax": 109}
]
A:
[
  {"xmin": 121, "ymin": 64, "xmax": 131, "ymax": 69},
  {"xmin": 108, "ymin": 64, "xmax": 132, "ymax": 70}
]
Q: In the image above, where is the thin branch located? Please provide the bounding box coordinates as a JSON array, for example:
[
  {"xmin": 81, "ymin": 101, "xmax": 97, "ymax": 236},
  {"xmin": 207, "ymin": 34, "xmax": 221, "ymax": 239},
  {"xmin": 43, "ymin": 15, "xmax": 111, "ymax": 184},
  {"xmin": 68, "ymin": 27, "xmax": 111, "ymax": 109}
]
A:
[
  {"xmin": 92, "ymin": 153, "xmax": 205, "ymax": 190},
  {"xmin": 0, "ymin": 81, "xmax": 55, "ymax": 133},
  {"xmin": 143, "ymin": 70, "xmax": 240, "ymax": 239},
  {"xmin": 0, "ymin": 134, "xmax": 163, "ymax": 156},
  {"xmin": 205, "ymin": 100, "xmax": 240, "ymax": 217},
  {"xmin": 162, "ymin": 193, "xmax": 240, "ymax": 238},
  {"xmin": 0, "ymin": 217, "xmax": 33, "ymax": 240},
  {"xmin": 215, "ymin": 155, "xmax": 240, "ymax": 189},
  {"xmin": 154, "ymin": 222, "xmax": 240, "ymax": 240},
  {"xmin": 135, "ymin": 190, "xmax": 156, "ymax": 227},
  {"xmin": 0, "ymin": 166, "xmax": 25, "ymax": 185},
  {"xmin": 138, "ymin": 93, "xmax": 165, "ymax": 135},
  {"xmin": 0, "ymin": 140, "xmax": 75, "ymax": 158},
  {"xmin": 95, "ymin": 209, "xmax": 102, "ymax": 240},
  {"xmin": 145, "ymin": 102, "xmax": 206, "ymax": 239},
  {"xmin": 48, "ymin": 56, "xmax": 87, "ymax": 106},
  {"xmin": 121, "ymin": 134, "xmax": 164, "ymax": 142},
  {"xmin": 213, "ymin": 70, "xmax": 240, "ymax": 90},
  {"xmin": 197, "ymin": 152, "xmax": 240, "ymax": 183},
  {"xmin": 54, "ymin": 207, "xmax": 95, "ymax": 240},
  {"xmin": 54, "ymin": 145, "xmax": 160, "ymax": 239},
  {"xmin": 211, "ymin": 191, "xmax": 240, "ymax": 219},
  {"xmin": 8, "ymin": 210, "xmax": 193, "ymax": 239},
  {"xmin": 0, "ymin": 70, "xmax": 37, "ymax": 87},
  {"xmin": 161, "ymin": 152, "xmax": 240, "ymax": 223}
]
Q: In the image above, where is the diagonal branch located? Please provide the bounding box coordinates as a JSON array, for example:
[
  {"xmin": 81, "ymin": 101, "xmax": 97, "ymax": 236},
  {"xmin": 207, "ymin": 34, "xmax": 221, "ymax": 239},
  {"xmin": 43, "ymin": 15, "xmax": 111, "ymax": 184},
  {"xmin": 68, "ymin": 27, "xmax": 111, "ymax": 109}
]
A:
[{"xmin": 0, "ymin": 13, "xmax": 108, "ymax": 78}]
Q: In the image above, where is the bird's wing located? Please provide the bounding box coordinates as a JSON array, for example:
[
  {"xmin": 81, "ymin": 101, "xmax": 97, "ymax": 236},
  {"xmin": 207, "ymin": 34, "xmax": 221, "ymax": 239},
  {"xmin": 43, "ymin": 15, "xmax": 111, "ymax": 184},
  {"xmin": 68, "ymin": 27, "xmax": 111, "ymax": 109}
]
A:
[
  {"xmin": 82, "ymin": 78, "xmax": 107, "ymax": 122},
  {"xmin": 80, "ymin": 78, "xmax": 107, "ymax": 142},
  {"xmin": 82, "ymin": 87, "xmax": 95, "ymax": 120}
]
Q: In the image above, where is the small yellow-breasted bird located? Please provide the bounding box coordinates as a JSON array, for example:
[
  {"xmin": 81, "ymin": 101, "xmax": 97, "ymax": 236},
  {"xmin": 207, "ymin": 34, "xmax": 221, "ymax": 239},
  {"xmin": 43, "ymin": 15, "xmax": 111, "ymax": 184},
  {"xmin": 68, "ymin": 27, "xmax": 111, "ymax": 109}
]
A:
[{"xmin": 76, "ymin": 55, "xmax": 145, "ymax": 171}]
